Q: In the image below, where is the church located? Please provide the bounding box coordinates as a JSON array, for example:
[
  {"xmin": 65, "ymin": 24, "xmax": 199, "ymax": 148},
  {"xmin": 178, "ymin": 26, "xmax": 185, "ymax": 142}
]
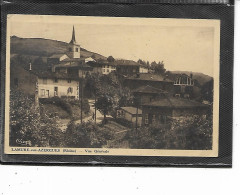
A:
[{"xmin": 48, "ymin": 26, "xmax": 94, "ymax": 78}]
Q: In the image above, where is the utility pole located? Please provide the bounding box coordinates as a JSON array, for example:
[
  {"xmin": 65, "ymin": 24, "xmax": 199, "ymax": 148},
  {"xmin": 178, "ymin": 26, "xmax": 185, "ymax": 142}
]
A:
[
  {"xmin": 135, "ymin": 106, "xmax": 138, "ymax": 131},
  {"xmin": 81, "ymin": 79, "xmax": 83, "ymax": 124},
  {"xmin": 94, "ymin": 91, "xmax": 97, "ymax": 124},
  {"xmin": 80, "ymin": 72, "xmax": 85, "ymax": 124},
  {"xmin": 135, "ymin": 96, "xmax": 139, "ymax": 131}
]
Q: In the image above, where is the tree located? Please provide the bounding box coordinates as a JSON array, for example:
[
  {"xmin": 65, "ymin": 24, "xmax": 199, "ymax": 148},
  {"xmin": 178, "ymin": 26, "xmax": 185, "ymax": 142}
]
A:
[
  {"xmin": 10, "ymin": 91, "xmax": 63, "ymax": 147},
  {"xmin": 95, "ymin": 95, "xmax": 113, "ymax": 124},
  {"xmin": 151, "ymin": 61, "xmax": 166, "ymax": 75},
  {"xmin": 107, "ymin": 56, "xmax": 115, "ymax": 62},
  {"xmin": 65, "ymin": 120, "xmax": 116, "ymax": 148},
  {"xmin": 126, "ymin": 115, "xmax": 212, "ymax": 150}
]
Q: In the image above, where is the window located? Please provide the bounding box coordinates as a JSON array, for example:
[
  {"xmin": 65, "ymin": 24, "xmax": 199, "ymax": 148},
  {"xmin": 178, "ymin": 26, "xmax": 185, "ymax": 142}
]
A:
[
  {"xmin": 43, "ymin": 78, "xmax": 47, "ymax": 84},
  {"xmin": 54, "ymin": 78, "xmax": 58, "ymax": 83},
  {"xmin": 69, "ymin": 48, "xmax": 72, "ymax": 52},
  {"xmin": 107, "ymin": 65, "xmax": 109, "ymax": 68},
  {"xmin": 41, "ymin": 89, "xmax": 45, "ymax": 96},
  {"xmin": 107, "ymin": 69, "xmax": 109, "ymax": 72},
  {"xmin": 152, "ymin": 115, "xmax": 156, "ymax": 123},
  {"xmin": 68, "ymin": 79, "xmax": 71, "ymax": 83},
  {"xmin": 54, "ymin": 87, "xmax": 58, "ymax": 96},
  {"xmin": 145, "ymin": 114, "xmax": 149, "ymax": 125},
  {"xmin": 75, "ymin": 48, "xmax": 78, "ymax": 52},
  {"xmin": 67, "ymin": 87, "xmax": 73, "ymax": 94},
  {"xmin": 103, "ymin": 69, "xmax": 105, "ymax": 72}
]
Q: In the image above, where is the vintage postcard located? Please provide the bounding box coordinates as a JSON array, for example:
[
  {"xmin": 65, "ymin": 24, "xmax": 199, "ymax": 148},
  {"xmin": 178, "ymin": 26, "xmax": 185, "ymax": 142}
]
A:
[{"xmin": 4, "ymin": 14, "xmax": 220, "ymax": 157}]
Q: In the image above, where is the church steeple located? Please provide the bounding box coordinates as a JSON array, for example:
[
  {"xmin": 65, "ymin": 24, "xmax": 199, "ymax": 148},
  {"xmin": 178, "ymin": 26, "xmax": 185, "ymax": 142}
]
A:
[
  {"xmin": 67, "ymin": 25, "xmax": 80, "ymax": 59},
  {"xmin": 70, "ymin": 25, "xmax": 76, "ymax": 44}
]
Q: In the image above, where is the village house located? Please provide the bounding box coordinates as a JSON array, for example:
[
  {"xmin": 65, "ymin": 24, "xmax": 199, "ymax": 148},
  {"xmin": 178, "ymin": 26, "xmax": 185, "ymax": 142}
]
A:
[
  {"xmin": 116, "ymin": 107, "xmax": 142, "ymax": 127},
  {"xmin": 10, "ymin": 63, "xmax": 80, "ymax": 100},
  {"xmin": 141, "ymin": 97, "xmax": 210, "ymax": 126},
  {"xmin": 48, "ymin": 26, "xmax": 94, "ymax": 78},
  {"xmin": 115, "ymin": 59, "xmax": 148, "ymax": 76},
  {"xmin": 132, "ymin": 85, "xmax": 168, "ymax": 105},
  {"xmin": 174, "ymin": 74, "xmax": 195, "ymax": 98},
  {"xmin": 95, "ymin": 59, "xmax": 117, "ymax": 75},
  {"xmin": 124, "ymin": 73, "xmax": 174, "ymax": 94}
]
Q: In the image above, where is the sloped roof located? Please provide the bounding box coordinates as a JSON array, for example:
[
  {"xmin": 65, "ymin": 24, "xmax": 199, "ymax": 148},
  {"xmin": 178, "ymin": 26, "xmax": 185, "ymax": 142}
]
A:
[
  {"xmin": 49, "ymin": 53, "xmax": 67, "ymax": 59},
  {"xmin": 96, "ymin": 59, "xmax": 148, "ymax": 68},
  {"xmin": 132, "ymin": 85, "xmax": 168, "ymax": 94},
  {"xmin": 25, "ymin": 69, "xmax": 80, "ymax": 80},
  {"xmin": 126, "ymin": 73, "xmax": 173, "ymax": 83},
  {"xmin": 121, "ymin": 107, "xmax": 142, "ymax": 115},
  {"xmin": 61, "ymin": 58, "xmax": 86, "ymax": 62},
  {"xmin": 142, "ymin": 97, "xmax": 209, "ymax": 108},
  {"xmin": 54, "ymin": 62, "xmax": 93, "ymax": 71}
]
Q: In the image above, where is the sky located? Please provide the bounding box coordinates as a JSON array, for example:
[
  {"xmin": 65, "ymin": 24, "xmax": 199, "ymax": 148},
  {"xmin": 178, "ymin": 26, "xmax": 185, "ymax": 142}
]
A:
[{"xmin": 8, "ymin": 15, "xmax": 220, "ymax": 76}]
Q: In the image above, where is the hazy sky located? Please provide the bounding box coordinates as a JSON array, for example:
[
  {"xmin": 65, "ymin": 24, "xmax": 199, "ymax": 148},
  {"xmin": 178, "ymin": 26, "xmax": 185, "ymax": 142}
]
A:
[{"xmin": 8, "ymin": 15, "xmax": 220, "ymax": 76}]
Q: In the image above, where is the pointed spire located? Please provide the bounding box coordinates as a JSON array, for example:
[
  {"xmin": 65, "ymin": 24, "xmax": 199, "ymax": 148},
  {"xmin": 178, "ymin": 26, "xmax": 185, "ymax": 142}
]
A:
[{"xmin": 70, "ymin": 25, "xmax": 76, "ymax": 44}]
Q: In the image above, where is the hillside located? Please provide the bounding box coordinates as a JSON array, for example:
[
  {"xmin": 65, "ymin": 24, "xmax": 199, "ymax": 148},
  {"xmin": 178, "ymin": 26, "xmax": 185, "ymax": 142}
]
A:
[
  {"xmin": 10, "ymin": 36, "xmax": 107, "ymax": 60},
  {"xmin": 168, "ymin": 71, "xmax": 213, "ymax": 86}
]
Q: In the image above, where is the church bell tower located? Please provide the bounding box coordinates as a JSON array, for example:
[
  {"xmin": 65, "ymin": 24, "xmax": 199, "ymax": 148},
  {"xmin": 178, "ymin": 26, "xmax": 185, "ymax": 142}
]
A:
[{"xmin": 67, "ymin": 26, "xmax": 80, "ymax": 59}]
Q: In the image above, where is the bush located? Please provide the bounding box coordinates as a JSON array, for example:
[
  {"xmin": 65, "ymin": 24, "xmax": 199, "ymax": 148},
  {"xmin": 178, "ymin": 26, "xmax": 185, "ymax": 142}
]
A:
[
  {"xmin": 10, "ymin": 91, "xmax": 64, "ymax": 147},
  {"xmin": 126, "ymin": 116, "xmax": 213, "ymax": 150},
  {"xmin": 40, "ymin": 97, "xmax": 72, "ymax": 116}
]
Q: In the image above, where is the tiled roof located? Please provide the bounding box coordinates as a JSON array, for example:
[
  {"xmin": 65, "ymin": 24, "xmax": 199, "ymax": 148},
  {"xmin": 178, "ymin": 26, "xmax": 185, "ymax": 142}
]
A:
[
  {"xmin": 61, "ymin": 58, "xmax": 86, "ymax": 62},
  {"xmin": 126, "ymin": 73, "xmax": 173, "ymax": 82},
  {"xmin": 96, "ymin": 59, "xmax": 148, "ymax": 68},
  {"xmin": 142, "ymin": 97, "xmax": 209, "ymax": 108},
  {"xmin": 49, "ymin": 54, "xmax": 67, "ymax": 59},
  {"xmin": 26, "ymin": 69, "xmax": 79, "ymax": 80},
  {"xmin": 132, "ymin": 85, "xmax": 168, "ymax": 94},
  {"xmin": 121, "ymin": 107, "xmax": 143, "ymax": 115}
]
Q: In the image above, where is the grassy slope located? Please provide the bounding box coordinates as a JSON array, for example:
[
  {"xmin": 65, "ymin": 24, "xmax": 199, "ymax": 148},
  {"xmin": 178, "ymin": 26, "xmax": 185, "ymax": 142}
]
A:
[{"xmin": 10, "ymin": 36, "xmax": 107, "ymax": 60}]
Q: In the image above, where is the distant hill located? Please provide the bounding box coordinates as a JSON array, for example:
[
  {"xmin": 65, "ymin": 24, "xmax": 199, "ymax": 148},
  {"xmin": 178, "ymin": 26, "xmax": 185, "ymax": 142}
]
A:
[
  {"xmin": 10, "ymin": 36, "xmax": 107, "ymax": 60},
  {"xmin": 168, "ymin": 71, "xmax": 213, "ymax": 86}
]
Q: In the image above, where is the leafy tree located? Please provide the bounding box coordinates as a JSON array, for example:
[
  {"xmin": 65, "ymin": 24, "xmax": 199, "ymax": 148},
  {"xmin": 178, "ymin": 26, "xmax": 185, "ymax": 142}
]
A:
[
  {"xmin": 64, "ymin": 121, "xmax": 115, "ymax": 148},
  {"xmin": 201, "ymin": 79, "xmax": 213, "ymax": 103},
  {"xmin": 95, "ymin": 95, "xmax": 113, "ymax": 124},
  {"xmin": 151, "ymin": 61, "xmax": 166, "ymax": 75},
  {"xmin": 107, "ymin": 56, "xmax": 115, "ymax": 62},
  {"xmin": 126, "ymin": 115, "xmax": 212, "ymax": 150},
  {"xmin": 10, "ymin": 91, "xmax": 63, "ymax": 147}
]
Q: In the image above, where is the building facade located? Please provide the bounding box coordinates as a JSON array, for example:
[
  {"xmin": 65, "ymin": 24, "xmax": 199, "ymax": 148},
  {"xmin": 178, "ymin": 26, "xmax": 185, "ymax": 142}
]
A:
[
  {"xmin": 141, "ymin": 97, "xmax": 210, "ymax": 126},
  {"xmin": 37, "ymin": 76, "xmax": 79, "ymax": 99},
  {"xmin": 117, "ymin": 107, "xmax": 142, "ymax": 127}
]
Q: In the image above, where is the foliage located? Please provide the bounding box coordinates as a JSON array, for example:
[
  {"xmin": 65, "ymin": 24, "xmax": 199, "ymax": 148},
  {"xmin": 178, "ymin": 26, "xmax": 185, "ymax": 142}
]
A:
[
  {"xmin": 150, "ymin": 61, "xmax": 166, "ymax": 75},
  {"xmin": 84, "ymin": 73, "xmax": 133, "ymax": 116},
  {"xmin": 40, "ymin": 97, "xmax": 72, "ymax": 116},
  {"xmin": 10, "ymin": 91, "xmax": 64, "ymax": 147},
  {"xmin": 64, "ymin": 121, "xmax": 114, "ymax": 148},
  {"xmin": 95, "ymin": 95, "xmax": 113, "ymax": 123},
  {"xmin": 126, "ymin": 116, "xmax": 213, "ymax": 150},
  {"xmin": 107, "ymin": 55, "xmax": 115, "ymax": 62},
  {"xmin": 201, "ymin": 79, "xmax": 213, "ymax": 103}
]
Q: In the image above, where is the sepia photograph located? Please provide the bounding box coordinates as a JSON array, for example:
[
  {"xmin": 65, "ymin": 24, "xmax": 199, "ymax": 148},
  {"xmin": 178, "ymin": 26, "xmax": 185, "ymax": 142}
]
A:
[{"xmin": 4, "ymin": 15, "xmax": 220, "ymax": 156}]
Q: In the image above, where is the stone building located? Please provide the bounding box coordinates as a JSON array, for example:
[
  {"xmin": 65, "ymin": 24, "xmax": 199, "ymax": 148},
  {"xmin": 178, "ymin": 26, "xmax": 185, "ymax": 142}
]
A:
[
  {"xmin": 124, "ymin": 73, "xmax": 174, "ymax": 94},
  {"xmin": 132, "ymin": 85, "xmax": 168, "ymax": 105},
  {"xmin": 11, "ymin": 64, "xmax": 80, "ymax": 100},
  {"xmin": 141, "ymin": 97, "xmax": 210, "ymax": 126}
]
